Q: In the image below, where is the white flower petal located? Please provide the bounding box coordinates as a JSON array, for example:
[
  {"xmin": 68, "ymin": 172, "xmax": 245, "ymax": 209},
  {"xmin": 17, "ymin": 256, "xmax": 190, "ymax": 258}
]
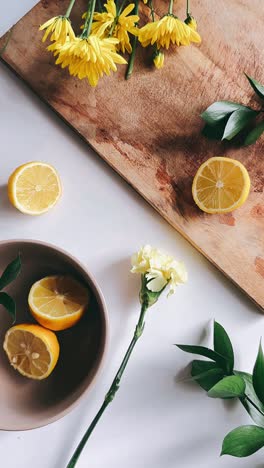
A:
[{"xmin": 131, "ymin": 244, "xmax": 187, "ymax": 296}]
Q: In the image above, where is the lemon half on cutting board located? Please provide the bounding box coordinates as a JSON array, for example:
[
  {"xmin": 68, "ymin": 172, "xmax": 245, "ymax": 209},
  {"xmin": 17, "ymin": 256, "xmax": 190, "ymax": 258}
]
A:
[
  {"xmin": 8, "ymin": 161, "xmax": 62, "ymax": 215},
  {"xmin": 28, "ymin": 275, "xmax": 90, "ymax": 331},
  {"xmin": 3, "ymin": 324, "xmax": 60, "ymax": 380},
  {"xmin": 192, "ymin": 156, "xmax": 250, "ymax": 214}
]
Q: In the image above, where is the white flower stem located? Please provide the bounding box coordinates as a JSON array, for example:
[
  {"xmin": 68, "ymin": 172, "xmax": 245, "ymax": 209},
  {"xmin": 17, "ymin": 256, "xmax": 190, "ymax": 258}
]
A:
[{"xmin": 168, "ymin": 0, "xmax": 174, "ymax": 14}]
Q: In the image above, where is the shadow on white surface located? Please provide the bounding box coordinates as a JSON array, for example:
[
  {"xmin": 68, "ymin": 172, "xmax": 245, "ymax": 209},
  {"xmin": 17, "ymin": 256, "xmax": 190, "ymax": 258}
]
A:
[{"xmin": 0, "ymin": 184, "xmax": 12, "ymax": 216}]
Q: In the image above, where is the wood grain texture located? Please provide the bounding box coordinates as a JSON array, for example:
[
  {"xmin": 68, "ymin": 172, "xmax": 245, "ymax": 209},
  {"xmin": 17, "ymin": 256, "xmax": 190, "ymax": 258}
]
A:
[{"xmin": 1, "ymin": 0, "xmax": 264, "ymax": 309}]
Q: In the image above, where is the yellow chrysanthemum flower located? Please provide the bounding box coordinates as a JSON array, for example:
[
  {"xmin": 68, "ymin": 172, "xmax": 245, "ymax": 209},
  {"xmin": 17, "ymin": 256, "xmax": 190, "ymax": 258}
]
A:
[
  {"xmin": 83, "ymin": 0, "xmax": 139, "ymax": 53},
  {"xmin": 153, "ymin": 50, "xmax": 164, "ymax": 69},
  {"xmin": 138, "ymin": 15, "xmax": 201, "ymax": 49},
  {"xmin": 49, "ymin": 35, "xmax": 127, "ymax": 87},
  {"xmin": 184, "ymin": 15, "xmax": 197, "ymax": 31},
  {"xmin": 39, "ymin": 16, "xmax": 75, "ymax": 44}
]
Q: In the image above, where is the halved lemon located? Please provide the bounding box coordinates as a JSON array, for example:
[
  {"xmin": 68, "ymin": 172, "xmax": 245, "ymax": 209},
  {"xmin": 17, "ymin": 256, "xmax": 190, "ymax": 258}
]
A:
[
  {"xmin": 3, "ymin": 323, "xmax": 60, "ymax": 380},
  {"xmin": 8, "ymin": 161, "xmax": 62, "ymax": 215},
  {"xmin": 192, "ymin": 157, "xmax": 250, "ymax": 214},
  {"xmin": 28, "ymin": 276, "xmax": 90, "ymax": 331}
]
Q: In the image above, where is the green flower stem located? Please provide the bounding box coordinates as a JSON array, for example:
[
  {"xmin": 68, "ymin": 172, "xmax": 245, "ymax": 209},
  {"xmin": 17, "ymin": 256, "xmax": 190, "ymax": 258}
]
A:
[
  {"xmin": 82, "ymin": 0, "xmax": 97, "ymax": 37},
  {"xmin": 117, "ymin": 0, "xmax": 128, "ymax": 15},
  {"xmin": 149, "ymin": 0, "xmax": 155, "ymax": 22},
  {"xmin": 125, "ymin": 0, "xmax": 139, "ymax": 80},
  {"xmin": 108, "ymin": 0, "xmax": 127, "ymax": 36},
  {"xmin": 65, "ymin": 0, "xmax": 77, "ymax": 18},
  {"xmin": 168, "ymin": 0, "xmax": 174, "ymax": 15},
  {"xmin": 66, "ymin": 301, "xmax": 148, "ymax": 468},
  {"xmin": 186, "ymin": 0, "xmax": 190, "ymax": 16}
]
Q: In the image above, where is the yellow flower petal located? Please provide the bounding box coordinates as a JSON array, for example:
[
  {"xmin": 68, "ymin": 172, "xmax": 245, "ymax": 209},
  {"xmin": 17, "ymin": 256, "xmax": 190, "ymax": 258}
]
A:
[
  {"xmin": 53, "ymin": 36, "xmax": 126, "ymax": 87},
  {"xmin": 138, "ymin": 15, "xmax": 201, "ymax": 49},
  {"xmin": 39, "ymin": 16, "xmax": 75, "ymax": 45}
]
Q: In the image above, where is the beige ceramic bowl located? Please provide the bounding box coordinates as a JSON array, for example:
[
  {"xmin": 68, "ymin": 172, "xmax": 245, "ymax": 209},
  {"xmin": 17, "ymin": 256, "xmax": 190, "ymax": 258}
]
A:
[{"xmin": 0, "ymin": 239, "xmax": 108, "ymax": 430}]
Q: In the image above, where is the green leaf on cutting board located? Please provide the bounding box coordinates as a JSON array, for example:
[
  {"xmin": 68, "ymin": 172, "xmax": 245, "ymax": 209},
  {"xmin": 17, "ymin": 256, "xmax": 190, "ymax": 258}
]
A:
[
  {"xmin": 245, "ymin": 74, "xmax": 264, "ymax": 100},
  {"xmin": 244, "ymin": 120, "xmax": 264, "ymax": 146},
  {"xmin": 222, "ymin": 108, "xmax": 258, "ymax": 141}
]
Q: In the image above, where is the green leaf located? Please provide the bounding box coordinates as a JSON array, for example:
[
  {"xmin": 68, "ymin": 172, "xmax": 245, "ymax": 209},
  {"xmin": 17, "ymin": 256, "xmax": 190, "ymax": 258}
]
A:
[
  {"xmin": 244, "ymin": 120, "xmax": 264, "ymax": 146},
  {"xmin": 191, "ymin": 360, "xmax": 224, "ymax": 391},
  {"xmin": 202, "ymin": 119, "xmax": 228, "ymax": 140},
  {"xmin": 222, "ymin": 108, "xmax": 258, "ymax": 141},
  {"xmin": 214, "ymin": 321, "xmax": 234, "ymax": 373},
  {"xmin": 221, "ymin": 425, "xmax": 264, "ymax": 457},
  {"xmin": 253, "ymin": 342, "xmax": 264, "ymax": 405},
  {"xmin": 176, "ymin": 344, "xmax": 228, "ymax": 369},
  {"xmin": 235, "ymin": 371, "xmax": 264, "ymax": 427},
  {"xmin": 0, "ymin": 292, "xmax": 16, "ymax": 323},
  {"xmin": 201, "ymin": 101, "xmax": 247, "ymax": 125},
  {"xmin": 245, "ymin": 74, "xmax": 264, "ymax": 100},
  {"xmin": 208, "ymin": 375, "xmax": 245, "ymax": 399},
  {"xmin": 0, "ymin": 254, "xmax": 21, "ymax": 290}
]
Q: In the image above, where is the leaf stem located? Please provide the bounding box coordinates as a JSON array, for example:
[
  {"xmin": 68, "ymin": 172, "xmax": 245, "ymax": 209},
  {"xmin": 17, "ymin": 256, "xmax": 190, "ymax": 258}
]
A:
[
  {"xmin": 65, "ymin": 0, "xmax": 77, "ymax": 18},
  {"xmin": 66, "ymin": 301, "xmax": 148, "ymax": 468},
  {"xmin": 245, "ymin": 395, "xmax": 264, "ymax": 418},
  {"xmin": 125, "ymin": 0, "xmax": 139, "ymax": 80}
]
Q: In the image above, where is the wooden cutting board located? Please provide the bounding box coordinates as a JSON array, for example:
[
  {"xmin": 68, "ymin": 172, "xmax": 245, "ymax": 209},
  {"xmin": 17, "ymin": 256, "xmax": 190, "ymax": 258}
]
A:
[{"xmin": 1, "ymin": 0, "xmax": 264, "ymax": 309}]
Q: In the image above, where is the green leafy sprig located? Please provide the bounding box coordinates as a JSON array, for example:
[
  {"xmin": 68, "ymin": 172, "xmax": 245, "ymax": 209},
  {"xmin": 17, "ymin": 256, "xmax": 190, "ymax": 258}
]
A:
[
  {"xmin": 0, "ymin": 254, "xmax": 21, "ymax": 323},
  {"xmin": 176, "ymin": 321, "xmax": 264, "ymax": 458},
  {"xmin": 201, "ymin": 75, "xmax": 264, "ymax": 146}
]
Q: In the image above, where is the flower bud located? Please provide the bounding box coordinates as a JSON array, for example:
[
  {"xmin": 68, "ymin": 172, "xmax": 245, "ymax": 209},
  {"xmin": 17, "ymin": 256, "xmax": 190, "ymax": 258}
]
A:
[
  {"xmin": 153, "ymin": 51, "xmax": 164, "ymax": 69},
  {"xmin": 184, "ymin": 15, "xmax": 197, "ymax": 31}
]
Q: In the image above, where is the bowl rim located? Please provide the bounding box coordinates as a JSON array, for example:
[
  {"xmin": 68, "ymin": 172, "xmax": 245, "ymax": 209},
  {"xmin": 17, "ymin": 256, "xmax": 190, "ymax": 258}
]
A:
[{"xmin": 0, "ymin": 238, "xmax": 109, "ymax": 431}]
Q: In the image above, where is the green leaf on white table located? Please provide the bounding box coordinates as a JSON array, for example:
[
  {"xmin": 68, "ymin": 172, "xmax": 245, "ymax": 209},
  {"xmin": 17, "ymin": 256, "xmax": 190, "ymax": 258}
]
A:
[
  {"xmin": 253, "ymin": 342, "xmax": 264, "ymax": 405},
  {"xmin": 0, "ymin": 254, "xmax": 21, "ymax": 291},
  {"xmin": 176, "ymin": 344, "xmax": 228, "ymax": 369},
  {"xmin": 201, "ymin": 101, "xmax": 247, "ymax": 125},
  {"xmin": 208, "ymin": 375, "xmax": 245, "ymax": 399},
  {"xmin": 191, "ymin": 360, "xmax": 224, "ymax": 391},
  {"xmin": 245, "ymin": 74, "xmax": 264, "ymax": 100},
  {"xmin": 244, "ymin": 120, "xmax": 264, "ymax": 146},
  {"xmin": 222, "ymin": 108, "xmax": 258, "ymax": 141},
  {"xmin": 0, "ymin": 292, "xmax": 16, "ymax": 323},
  {"xmin": 221, "ymin": 425, "xmax": 264, "ymax": 457},
  {"xmin": 214, "ymin": 321, "xmax": 234, "ymax": 373},
  {"xmin": 235, "ymin": 371, "xmax": 264, "ymax": 427}
]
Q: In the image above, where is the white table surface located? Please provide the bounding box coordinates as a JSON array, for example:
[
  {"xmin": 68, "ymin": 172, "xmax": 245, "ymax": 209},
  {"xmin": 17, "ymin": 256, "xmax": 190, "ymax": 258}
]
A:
[{"xmin": 1, "ymin": 3, "xmax": 263, "ymax": 468}]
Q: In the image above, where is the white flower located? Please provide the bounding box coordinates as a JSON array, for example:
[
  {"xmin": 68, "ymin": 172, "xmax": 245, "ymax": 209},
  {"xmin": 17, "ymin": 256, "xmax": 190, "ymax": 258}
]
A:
[{"xmin": 131, "ymin": 245, "xmax": 187, "ymax": 296}]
